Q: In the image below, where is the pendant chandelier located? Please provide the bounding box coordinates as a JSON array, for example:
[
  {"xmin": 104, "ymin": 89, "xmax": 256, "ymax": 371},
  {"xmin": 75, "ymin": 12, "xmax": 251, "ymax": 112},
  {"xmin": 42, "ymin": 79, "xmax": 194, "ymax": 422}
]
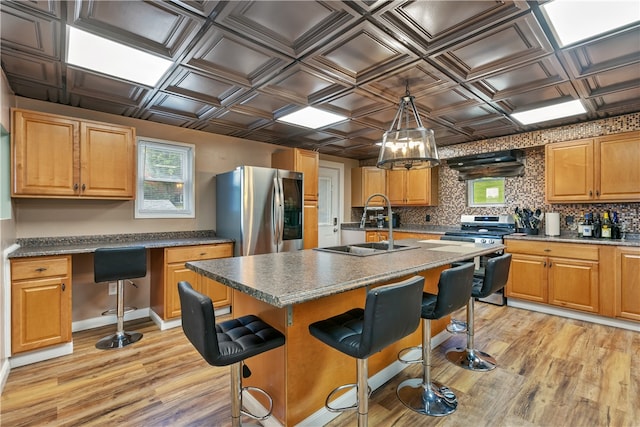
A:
[{"xmin": 377, "ymin": 82, "xmax": 440, "ymax": 170}]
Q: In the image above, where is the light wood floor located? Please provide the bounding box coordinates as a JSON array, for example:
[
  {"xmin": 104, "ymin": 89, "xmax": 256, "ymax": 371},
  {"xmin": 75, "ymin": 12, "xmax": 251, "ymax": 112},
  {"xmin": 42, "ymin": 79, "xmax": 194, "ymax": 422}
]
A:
[{"xmin": 2, "ymin": 303, "xmax": 638, "ymax": 426}]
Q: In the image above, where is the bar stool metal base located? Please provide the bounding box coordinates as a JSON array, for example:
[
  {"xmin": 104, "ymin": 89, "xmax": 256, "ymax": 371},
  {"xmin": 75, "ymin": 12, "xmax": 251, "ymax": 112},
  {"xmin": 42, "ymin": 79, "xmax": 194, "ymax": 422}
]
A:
[
  {"xmin": 397, "ymin": 378, "xmax": 458, "ymax": 417},
  {"xmin": 445, "ymin": 347, "xmax": 496, "ymax": 371},
  {"xmin": 96, "ymin": 331, "xmax": 142, "ymax": 350}
]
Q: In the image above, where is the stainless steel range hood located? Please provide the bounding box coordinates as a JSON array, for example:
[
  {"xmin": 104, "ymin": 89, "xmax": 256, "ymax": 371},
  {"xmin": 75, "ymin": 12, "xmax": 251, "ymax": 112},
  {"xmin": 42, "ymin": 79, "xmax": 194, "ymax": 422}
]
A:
[{"xmin": 445, "ymin": 149, "xmax": 525, "ymax": 180}]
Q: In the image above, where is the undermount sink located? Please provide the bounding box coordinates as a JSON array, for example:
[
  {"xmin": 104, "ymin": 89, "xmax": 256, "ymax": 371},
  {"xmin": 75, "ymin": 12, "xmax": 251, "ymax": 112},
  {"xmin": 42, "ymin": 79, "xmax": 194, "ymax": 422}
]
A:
[{"xmin": 314, "ymin": 242, "xmax": 417, "ymax": 256}]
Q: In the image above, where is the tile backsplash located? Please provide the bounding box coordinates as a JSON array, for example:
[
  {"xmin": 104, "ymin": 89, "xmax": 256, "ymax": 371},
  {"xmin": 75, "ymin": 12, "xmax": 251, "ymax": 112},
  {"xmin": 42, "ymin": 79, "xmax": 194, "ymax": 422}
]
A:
[{"xmin": 353, "ymin": 112, "xmax": 640, "ymax": 234}]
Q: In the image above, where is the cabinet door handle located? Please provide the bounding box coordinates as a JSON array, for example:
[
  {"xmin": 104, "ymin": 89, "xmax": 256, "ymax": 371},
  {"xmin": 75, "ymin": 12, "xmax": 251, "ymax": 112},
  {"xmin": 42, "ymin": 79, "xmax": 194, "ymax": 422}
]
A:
[
  {"xmin": 81, "ymin": 184, "xmax": 86, "ymax": 191},
  {"xmin": 543, "ymin": 261, "xmax": 546, "ymax": 267},
  {"xmin": 589, "ymin": 190, "xmax": 593, "ymax": 197},
  {"xmin": 74, "ymin": 183, "xmax": 79, "ymax": 191},
  {"xmin": 61, "ymin": 283, "xmax": 66, "ymax": 291},
  {"xmin": 35, "ymin": 267, "xmax": 47, "ymax": 272},
  {"xmin": 549, "ymin": 262, "xmax": 552, "ymax": 268},
  {"xmin": 596, "ymin": 190, "xmax": 600, "ymax": 197}
]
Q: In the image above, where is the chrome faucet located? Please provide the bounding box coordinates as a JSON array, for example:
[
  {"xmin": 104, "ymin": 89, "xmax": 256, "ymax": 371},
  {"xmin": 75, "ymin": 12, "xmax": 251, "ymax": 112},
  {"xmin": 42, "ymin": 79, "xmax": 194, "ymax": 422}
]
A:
[{"xmin": 361, "ymin": 193, "xmax": 394, "ymax": 250}]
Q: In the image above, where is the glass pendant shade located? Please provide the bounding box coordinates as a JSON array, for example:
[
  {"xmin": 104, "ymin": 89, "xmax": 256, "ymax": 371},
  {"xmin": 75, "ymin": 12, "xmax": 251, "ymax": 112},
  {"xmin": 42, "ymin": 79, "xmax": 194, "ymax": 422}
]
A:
[{"xmin": 377, "ymin": 91, "xmax": 440, "ymax": 170}]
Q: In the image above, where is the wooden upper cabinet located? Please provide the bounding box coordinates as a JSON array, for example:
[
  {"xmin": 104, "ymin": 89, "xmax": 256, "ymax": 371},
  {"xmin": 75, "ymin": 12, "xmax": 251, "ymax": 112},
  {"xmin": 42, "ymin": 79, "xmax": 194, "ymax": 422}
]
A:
[
  {"xmin": 597, "ymin": 133, "xmax": 640, "ymax": 201},
  {"xmin": 545, "ymin": 131, "xmax": 639, "ymax": 203},
  {"xmin": 80, "ymin": 122, "xmax": 135, "ymax": 198},
  {"xmin": 352, "ymin": 167, "xmax": 386, "ymax": 206},
  {"xmin": 545, "ymin": 139, "xmax": 594, "ymax": 202},
  {"xmin": 272, "ymin": 148, "xmax": 318, "ymax": 201},
  {"xmin": 11, "ymin": 109, "xmax": 135, "ymax": 199},
  {"xmin": 12, "ymin": 109, "xmax": 79, "ymax": 197},
  {"xmin": 386, "ymin": 167, "xmax": 439, "ymax": 206}
]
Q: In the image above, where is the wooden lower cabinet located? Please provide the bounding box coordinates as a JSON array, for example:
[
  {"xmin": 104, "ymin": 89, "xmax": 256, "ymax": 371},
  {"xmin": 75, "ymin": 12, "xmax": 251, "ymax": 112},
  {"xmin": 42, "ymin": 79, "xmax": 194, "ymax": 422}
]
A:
[
  {"xmin": 10, "ymin": 256, "xmax": 72, "ymax": 354},
  {"xmin": 394, "ymin": 232, "xmax": 441, "ymax": 240},
  {"xmin": 506, "ymin": 240, "xmax": 600, "ymax": 313},
  {"xmin": 150, "ymin": 243, "xmax": 233, "ymax": 320},
  {"xmin": 615, "ymin": 246, "xmax": 640, "ymax": 321},
  {"xmin": 366, "ymin": 230, "xmax": 388, "ymax": 242}
]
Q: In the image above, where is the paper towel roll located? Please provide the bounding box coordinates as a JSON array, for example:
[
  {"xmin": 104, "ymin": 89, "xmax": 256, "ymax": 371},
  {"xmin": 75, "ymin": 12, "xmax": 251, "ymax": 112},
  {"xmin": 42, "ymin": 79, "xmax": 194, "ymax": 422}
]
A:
[{"xmin": 545, "ymin": 212, "xmax": 560, "ymax": 236}]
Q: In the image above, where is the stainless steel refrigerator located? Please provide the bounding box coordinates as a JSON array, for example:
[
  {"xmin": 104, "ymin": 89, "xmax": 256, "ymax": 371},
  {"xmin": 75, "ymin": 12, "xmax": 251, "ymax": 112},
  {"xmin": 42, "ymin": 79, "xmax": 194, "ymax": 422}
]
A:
[{"xmin": 216, "ymin": 166, "xmax": 304, "ymax": 257}]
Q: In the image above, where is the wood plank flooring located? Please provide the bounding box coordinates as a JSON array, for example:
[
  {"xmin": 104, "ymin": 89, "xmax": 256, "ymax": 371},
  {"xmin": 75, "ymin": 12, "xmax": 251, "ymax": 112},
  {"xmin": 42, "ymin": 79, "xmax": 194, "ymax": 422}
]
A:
[{"xmin": 2, "ymin": 303, "xmax": 638, "ymax": 426}]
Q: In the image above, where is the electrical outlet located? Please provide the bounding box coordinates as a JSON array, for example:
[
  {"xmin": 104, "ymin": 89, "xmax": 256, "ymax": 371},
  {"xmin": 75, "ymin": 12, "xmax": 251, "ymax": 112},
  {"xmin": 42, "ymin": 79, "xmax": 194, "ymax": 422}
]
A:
[
  {"xmin": 108, "ymin": 282, "xmax": 117, "ymax": 295},
  {"xmin": 425, "ymin": 214, "xmax": 431, "ymax": 222}
]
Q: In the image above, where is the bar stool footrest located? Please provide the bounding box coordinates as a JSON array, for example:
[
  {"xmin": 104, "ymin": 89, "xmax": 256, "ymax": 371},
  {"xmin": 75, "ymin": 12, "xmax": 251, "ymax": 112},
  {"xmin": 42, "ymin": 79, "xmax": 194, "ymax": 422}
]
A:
[
  {"xmin": 446, "ymin": 319, "xmax": 467, "ymax": 334},
  {"xmin": 397, "ymin": 346, "xmax": 422, "ymax": 364},
  {"xmin": 240, "ymin": 386, "xmax": 274, "ymax": 421},
  {"xmin": 325, "ymin": 383, "xmax": 371, "ymax": 413},
  {"xmin": 101, "ymin": 306, "xmax": 137, "ymax": 316}
]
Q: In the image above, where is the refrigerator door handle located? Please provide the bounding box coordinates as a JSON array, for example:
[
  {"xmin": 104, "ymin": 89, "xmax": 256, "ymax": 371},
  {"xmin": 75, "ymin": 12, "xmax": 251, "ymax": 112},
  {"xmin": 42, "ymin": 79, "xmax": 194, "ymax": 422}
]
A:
[{"xmin": 273, "ymin": 176, "xmax": 284, "ymax": 247}]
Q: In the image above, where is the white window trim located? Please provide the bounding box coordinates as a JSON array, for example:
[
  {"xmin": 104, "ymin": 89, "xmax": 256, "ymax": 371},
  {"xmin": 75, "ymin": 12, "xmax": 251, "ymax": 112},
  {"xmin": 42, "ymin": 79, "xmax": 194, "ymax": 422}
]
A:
[{"xmin": 135, "ymin": 137, "xmax": 195, "ymax": 219}]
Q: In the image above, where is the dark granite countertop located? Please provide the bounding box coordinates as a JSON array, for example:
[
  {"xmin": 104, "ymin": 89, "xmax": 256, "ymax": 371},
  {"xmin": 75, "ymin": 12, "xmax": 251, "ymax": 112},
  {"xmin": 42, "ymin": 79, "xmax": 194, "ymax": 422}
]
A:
[
  {"xmin": 186, "ymin": 238, "xmax": 503, "ymax": 308},
  {"xmin": 8, "ymin": 230, "xmax": 233, "ymax": 258},
  {"xmin": 504, "ymin": 233, "xmax": 640, "ymax": 247}
]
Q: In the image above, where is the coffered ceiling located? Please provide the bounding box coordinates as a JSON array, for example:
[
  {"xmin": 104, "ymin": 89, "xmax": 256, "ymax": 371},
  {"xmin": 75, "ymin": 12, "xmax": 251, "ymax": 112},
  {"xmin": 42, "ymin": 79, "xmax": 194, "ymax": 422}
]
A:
[{"xmin": 2, "ymin": 1, "xmax": 639, "ymax": 160}]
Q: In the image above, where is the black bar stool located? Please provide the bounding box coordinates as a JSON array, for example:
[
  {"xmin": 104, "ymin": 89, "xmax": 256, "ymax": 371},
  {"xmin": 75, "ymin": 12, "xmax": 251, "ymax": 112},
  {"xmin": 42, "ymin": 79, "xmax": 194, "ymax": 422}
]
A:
[
  {"xmin": 446, "ymin": 253, "xmax": 512, "ymax": 371},
  {"xmin": 93, "ymin": 246, "xmax": 147, "ymax": 350},
  {"xmin": 308, "ymin": 276, "xmax": 424, "ymax": 427},
  {"xmin": 396, "ymin": 263, "xmax": 475, "ymax": 417},
  {"xmin": 178, "ymin": 281, "xmax": 285, "ymax": 427}
]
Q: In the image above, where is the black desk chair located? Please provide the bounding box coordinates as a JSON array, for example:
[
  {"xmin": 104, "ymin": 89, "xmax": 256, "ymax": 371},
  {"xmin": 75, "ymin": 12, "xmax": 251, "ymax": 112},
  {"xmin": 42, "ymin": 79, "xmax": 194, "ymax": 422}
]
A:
[
  {"xmin": 178, "ymin": 281, "xmax": 285, "ymax": 427},
  {"xmin": 93, "ymin": 246, "xmax": 146, "ymax": 350},
  {"xmin": 396, "ymin": 263, "xmax": 475, "ymax": 417},
  {"xmin": 446, "ymin": 253, "xmax": 512, "ymax": 371},
  {"xmin": 309, "ymin": 276, "xmax": 424, "ymax": 427}
]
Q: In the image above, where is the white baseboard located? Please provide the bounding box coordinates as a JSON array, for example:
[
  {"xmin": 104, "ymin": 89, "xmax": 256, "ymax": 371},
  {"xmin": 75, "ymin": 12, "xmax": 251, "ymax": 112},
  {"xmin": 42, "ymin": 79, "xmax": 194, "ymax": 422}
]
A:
[
  {"xmin": 507, "ymin": 299, "xmax": 640, "ymax": 332},
  {"xmin": 150, "ymin": 306, "xmax": 232, "ymax": 331},
  {"xmin": 0, "ymin": 357, "xmax": 10, "ymax": 393},
  {"xmin": 9, "ymin": 342, "xmax": 73, "ymax": 368},
  {"xmin": 72, "ymin": 308, "xmax": 151, "ymax": 332}
]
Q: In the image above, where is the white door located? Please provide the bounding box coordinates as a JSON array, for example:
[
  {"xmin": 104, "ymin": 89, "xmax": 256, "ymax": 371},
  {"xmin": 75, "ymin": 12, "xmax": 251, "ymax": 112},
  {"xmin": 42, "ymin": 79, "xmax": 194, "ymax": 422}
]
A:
[{"xmin": 318, "ymin": 162, "xmax": 342, "ymax": 247}]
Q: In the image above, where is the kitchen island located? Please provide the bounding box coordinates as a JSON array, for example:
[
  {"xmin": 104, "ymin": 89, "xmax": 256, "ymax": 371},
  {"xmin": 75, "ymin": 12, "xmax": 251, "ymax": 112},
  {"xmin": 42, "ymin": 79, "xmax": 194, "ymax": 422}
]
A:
[{"xmin": 186, "ymin": 239, "xmax": 504, "ymax": 426}]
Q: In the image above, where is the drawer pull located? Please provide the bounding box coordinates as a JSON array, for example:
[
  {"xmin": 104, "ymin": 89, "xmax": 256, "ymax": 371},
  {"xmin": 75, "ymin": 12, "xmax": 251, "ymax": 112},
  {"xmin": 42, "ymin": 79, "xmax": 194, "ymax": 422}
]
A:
[
  {"xmin": 544, "ymin": 249, "xmax": 551, "ymax": 252},
  {"xmin": 62, "ymin": 283, "xmax": 66, "ymax": 291},
  {"xmin": 35, "ymin": 267, "xmax": 47, "ymax": 272},
  {"xmin": 200, "ymin": 252, "xmax": 206, "ymax": 256}
]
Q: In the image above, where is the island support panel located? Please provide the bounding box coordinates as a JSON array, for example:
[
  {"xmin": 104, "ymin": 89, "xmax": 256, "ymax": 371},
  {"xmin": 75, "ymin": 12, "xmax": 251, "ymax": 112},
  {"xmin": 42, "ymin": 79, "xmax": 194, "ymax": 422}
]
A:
[{"xmin": 231, "ymin": 266, "xmax": 448, "ymax": 426}]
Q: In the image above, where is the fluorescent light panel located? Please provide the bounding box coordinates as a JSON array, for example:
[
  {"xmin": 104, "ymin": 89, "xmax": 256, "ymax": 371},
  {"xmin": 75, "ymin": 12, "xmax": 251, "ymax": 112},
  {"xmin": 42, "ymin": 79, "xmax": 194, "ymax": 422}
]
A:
[
  {"xmin": 541, "ymin": 0, "xmax": 640, "ymax": 46},
  {"xmin": 277, "ymin": 107, "xmax": 346, "ymax": 129},
  {"xmin": 67, "ymin": 26, "xmax": 172, "ymax": 86},
  {"xmin": 511, "ymin": 100, "xmax": 586, "ymax": 125}
]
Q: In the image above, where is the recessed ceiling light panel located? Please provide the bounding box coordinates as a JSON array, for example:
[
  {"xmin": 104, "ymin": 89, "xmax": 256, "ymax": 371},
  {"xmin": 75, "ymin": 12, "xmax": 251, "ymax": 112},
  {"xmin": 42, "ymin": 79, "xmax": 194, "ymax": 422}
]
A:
[
  {"xmin": 511, "ymin": 99, "xmax": 587, "ymax": 125},
  {"xmin": 541, "ymin": 0, "xmax": 640, "ymax": 47},
  {"xmin": 277, "ymin": 106, "xmax": 347, "ymax": 129},
  {"xmin": 67, "ymin": 26, "xmax": 173, "ymax": 86}
]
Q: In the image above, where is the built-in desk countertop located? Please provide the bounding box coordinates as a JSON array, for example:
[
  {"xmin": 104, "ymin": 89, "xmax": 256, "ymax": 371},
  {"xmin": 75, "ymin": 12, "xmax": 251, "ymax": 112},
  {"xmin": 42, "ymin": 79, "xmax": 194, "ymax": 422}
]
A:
[{"xmin": 8, "ymin": 231, "xmax": 232, "ymax": 258}]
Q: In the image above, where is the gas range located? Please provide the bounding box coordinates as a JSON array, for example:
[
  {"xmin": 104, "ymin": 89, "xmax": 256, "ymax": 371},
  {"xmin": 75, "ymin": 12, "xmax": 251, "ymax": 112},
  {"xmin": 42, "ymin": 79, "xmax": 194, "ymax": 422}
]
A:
[{"xmin": 444, "ymin": 215, "xmax": 516, "ymax": 244}]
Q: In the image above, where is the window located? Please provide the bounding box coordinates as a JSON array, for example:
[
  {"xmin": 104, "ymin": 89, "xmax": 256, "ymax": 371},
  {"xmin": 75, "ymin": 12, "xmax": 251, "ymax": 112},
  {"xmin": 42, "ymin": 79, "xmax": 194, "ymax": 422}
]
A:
[
  {"xmin": 467, "ymin": 178, "xmax": 505, "ymax": 207},
  {"xmin": 136, "ymin": 138, "xmax": 194, "ymax": 218}
]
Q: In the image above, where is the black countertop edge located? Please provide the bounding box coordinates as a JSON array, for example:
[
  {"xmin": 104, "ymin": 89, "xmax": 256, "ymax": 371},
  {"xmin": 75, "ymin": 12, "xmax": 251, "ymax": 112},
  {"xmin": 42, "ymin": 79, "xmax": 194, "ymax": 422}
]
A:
[
  {"xmin": 504, "ymin": 233, "xmax": 640, "ymax": 247},
  {"xmin": 9, "ymin": 230, "xmax": 234, "ymax": 258}
]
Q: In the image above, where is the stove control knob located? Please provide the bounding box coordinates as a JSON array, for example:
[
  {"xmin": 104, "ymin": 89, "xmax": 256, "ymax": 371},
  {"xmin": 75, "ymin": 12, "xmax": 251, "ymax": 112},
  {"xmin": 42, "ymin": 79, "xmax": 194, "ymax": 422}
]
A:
[{"xmin": 481, "ymin": 238, "xmax": 487, "ymax": 244}]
